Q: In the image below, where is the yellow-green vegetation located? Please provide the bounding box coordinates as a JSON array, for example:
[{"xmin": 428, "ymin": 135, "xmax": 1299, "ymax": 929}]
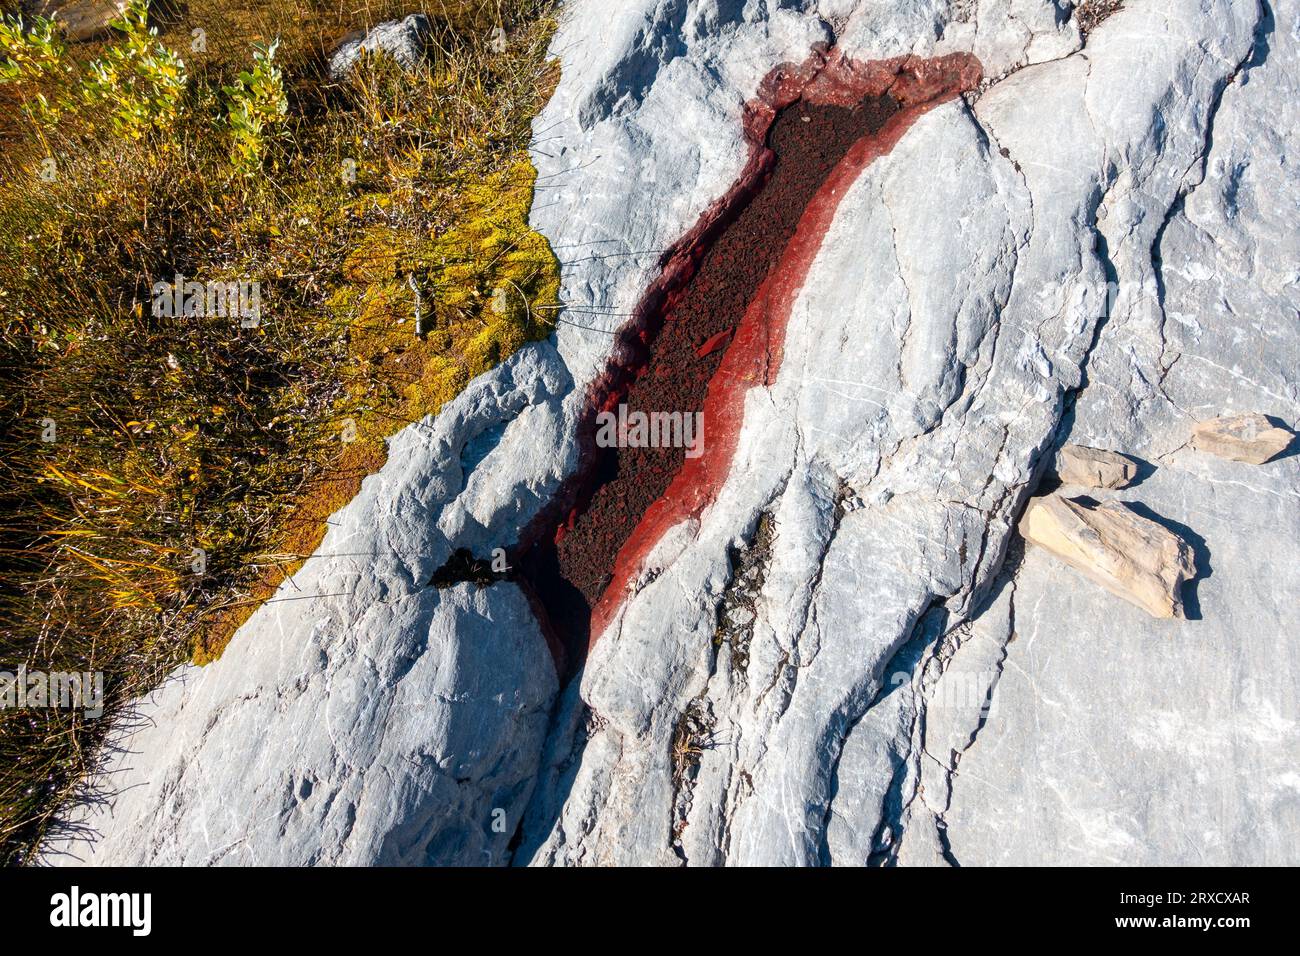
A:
[
  {"xmin": 223, "ymin": 38, "xmax": 287, "ymax": 175},
  {"xmin": 0, "ymin": 13, "xmax": 73, "ymax": 129},
  {"xmin": 81, "ymin": 1, "xmax": 190, "ymax": 140},
  {"xmin": 0, "ymin": 0, "xmax": 561, "ymax": 864}
]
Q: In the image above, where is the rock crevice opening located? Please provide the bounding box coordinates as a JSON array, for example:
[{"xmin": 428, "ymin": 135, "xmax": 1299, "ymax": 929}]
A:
[{"xmin": 516, "ymin": 50, "xmax": 982, "ymax": 674}]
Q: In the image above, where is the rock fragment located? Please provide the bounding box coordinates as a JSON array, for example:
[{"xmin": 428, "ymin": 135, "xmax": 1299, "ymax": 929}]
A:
[
  {"xmin": 1191, "ymin": 413, "xmax": 1293, "ymax": 464},
  {"xmin": 31, "ymin": 0, "xmax": 126, "ymax": 41},
  {"xmin": 1054, "ymin": 443, "xmax": 1139, "ymax": 489},
  {"xmin": 1018, "ymin": 495, "xmax": 1195, "ymax": 619},
  {"xmin": 328, "ymin": 14, "xmax": 432, "ymax": 81}
]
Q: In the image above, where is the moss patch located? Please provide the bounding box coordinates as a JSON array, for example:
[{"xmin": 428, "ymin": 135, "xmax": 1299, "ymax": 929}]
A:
[{"xmin": 193, "ymin": 159, "xmax": 559, "ymax": 662}]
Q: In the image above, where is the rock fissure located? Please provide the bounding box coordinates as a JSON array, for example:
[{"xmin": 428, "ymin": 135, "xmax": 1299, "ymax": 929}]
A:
[{"xmin": 514, "ymin": 49, "xmax": 982, "ymax": 675}]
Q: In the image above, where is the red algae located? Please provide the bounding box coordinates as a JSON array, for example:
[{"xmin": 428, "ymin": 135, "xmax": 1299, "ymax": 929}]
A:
[{"xmin": 517, "ymin": 48, "xmax": 981, "ymax": 673}]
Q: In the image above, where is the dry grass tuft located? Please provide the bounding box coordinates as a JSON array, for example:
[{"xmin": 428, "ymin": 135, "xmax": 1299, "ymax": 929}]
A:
[
  {"xmin": 1074, "ymin": 0, "xmax": 1123, "ymax": 38},
  {"xmin": 0, "ymin": 0, "xmax": 560, "ymax": 863}
]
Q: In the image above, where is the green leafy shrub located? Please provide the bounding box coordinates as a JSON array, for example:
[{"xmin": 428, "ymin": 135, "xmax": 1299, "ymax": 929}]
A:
[
  {"xmin": 0, "ymin": 14, "xmax": 75, "ymax": 130},
  {"xmin": 223, "ymin": 39, "xmax": 288, "ymax": 176},
  {"xmin": 80, "ymin": 0, "xmax": 188, "ymax": 140}
]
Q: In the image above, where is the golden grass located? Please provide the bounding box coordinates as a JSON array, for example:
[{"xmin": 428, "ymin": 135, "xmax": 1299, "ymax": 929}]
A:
[{"xmin": 0, "ymin": 0, "xmax": 561, "ymax": 862}]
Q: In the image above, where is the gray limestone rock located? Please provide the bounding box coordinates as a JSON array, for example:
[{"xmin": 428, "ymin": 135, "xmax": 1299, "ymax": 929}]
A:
[
  {"xmin": 47, "ymin": 0, "xmax": 1300, "ymax": 867},
  {"xmin": 518, "ymin": 0, "xmax": 1278, "ymax": 868},
  {"xmin": 327, "ymin": 14, "xmax": 432, "ymax": 82},
  {"xmin": 906, "ymin": 0, "xmax": 1300, "ymax": 867}
]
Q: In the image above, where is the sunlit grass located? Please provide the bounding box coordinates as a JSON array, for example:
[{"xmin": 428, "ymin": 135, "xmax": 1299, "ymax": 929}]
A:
[{"xmin": 0, "ymin": 0, "xmax": 560, "ymax": 863}]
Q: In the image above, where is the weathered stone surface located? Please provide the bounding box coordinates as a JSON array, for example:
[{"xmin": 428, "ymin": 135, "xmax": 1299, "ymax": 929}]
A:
[
  {"xmin": 31, "ymin": 0, "xmax": 126, "ymax": 41},
  {"xmin": 48, "ymin": 0, "xmax": 1299, "ymax": 867},
  {"xmin": 1192, "ymin": 413, "xmax": 1293, "ymax": 464},
  {"xmin": 47, "ymin": 582, "xmax": 557, "ymax": 865},
  {"xmin": 1055, "ymin": 443, "xmax": 1138, "ymax": 488},
  {"xmin": 46, "ymin": 347, "xmax": 569, "ymax": 865},
  {"xmin": 518, "ymin": 0, "xmax": 1271, "ymax": 868},
  {"xmin": 917, "ymin": 0, "xmax": 1300, "ymax": 867},
  {"xmin": 327, "ymin": 14, "xmax": 432, "ymax": 81},
  {"xmin": 1019, "ymin": 495, "xmax": 1195, "ymax": 619}
]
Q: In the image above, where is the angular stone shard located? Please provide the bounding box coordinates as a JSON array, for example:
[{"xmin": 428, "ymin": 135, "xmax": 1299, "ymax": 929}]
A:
[
  {"xmin": 1191, "ymin": 413, "xmax": 1293, "ymax": 464},
  {"xmin": 1055, "ymin": 443, "xmax": 1139, "ymax": 489},
  {"xmin": 1018, "ymin": 495, "xmax": 1195, "ymax": 619}
]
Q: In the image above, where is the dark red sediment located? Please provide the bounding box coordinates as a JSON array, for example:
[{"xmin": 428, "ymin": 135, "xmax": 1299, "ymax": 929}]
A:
[{"xmin": 515, "ymin": 49, "xmax": 981, "ymax": 675}]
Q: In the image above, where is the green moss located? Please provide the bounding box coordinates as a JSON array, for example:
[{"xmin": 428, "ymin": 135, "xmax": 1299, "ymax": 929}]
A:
[{"xmin": 338, "ymin": 158, "xmax": 559, "ymax": 429}]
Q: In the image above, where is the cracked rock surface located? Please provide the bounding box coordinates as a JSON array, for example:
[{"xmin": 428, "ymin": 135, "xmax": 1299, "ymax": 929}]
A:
[
  {"xmin": 49, "ymin": 0, "xmax": 1298, "ymax": 866},
  {"xmin": 908, "ymin": 0, "xmax": 1300, "ymax": 865}
]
